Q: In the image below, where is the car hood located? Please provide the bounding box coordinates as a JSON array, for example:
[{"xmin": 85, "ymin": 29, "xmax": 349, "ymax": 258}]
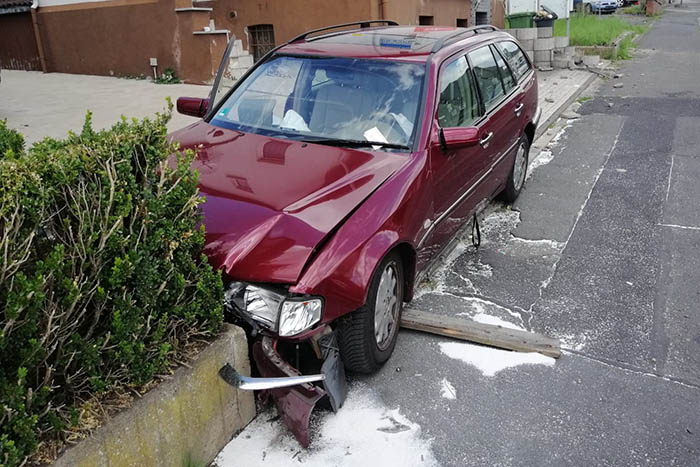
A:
[{"xmin": 171, "ymin": 121, "xmax": 408, "ymax": 284}]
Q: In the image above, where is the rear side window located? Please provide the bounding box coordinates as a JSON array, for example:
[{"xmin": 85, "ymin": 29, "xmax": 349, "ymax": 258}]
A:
[
  {"xmin": 437, "ymin": 56, "xmax": 482, "ymax": 128},
  {"xmin": 468, "ymin": 46, "xmax": 505, "ymax": 112},
  {"xmin": 491, "ymin": 45, "xmax": 516, "ymax": 93},
  {"xmin": 497, "ymin": 41, "xmax": 531, "ymax": 81}
]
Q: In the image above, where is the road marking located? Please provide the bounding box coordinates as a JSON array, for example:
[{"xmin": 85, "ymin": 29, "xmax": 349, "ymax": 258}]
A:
[
  {"xmin": 658, "ymin": 223, "xmax": 700, "ymax": 231},
  {"xmin": 665, "ymin": 155, "xmax": 674, "ymax": 202}
]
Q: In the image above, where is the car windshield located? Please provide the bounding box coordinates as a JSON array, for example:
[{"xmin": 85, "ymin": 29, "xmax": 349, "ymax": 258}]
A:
[{"xmin": 210, "ymin": 55, "xmax": 426, "ymax": 149}]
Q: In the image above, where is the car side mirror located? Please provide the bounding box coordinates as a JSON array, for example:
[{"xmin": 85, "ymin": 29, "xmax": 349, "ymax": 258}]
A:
[
  {"xmin": 439, "ymin": 127, "xmax": 480, "ymax": 151},
  {"xmin": 177, "ymin": 97, "xmax": 209, "ymax": 118}
]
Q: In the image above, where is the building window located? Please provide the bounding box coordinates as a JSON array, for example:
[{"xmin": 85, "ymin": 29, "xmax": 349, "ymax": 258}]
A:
[
  {"xmin": 475, "ymin": 12, "xmax": 489, "ymax": 25},
  {"xmin": 419, "ymin": 16, "xmax": 434, "ymax": 25},
  {"xmin": 248, "ymin": 24, "xmax": 275, "ymax": 62},
  {"xmin": 456, "ymin": 18, "xmax": 469, "ymax": 27}
]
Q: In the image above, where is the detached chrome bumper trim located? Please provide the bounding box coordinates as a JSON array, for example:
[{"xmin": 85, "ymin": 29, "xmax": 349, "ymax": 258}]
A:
[{"xmin": 219, "ymin": 363, "xmax": 325, "ymax": 390}]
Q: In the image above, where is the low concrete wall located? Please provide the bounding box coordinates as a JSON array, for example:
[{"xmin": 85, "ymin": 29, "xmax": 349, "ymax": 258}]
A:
[{"xmin": 54, "ymin": 324, "xmax": 255, "ymax": 467}]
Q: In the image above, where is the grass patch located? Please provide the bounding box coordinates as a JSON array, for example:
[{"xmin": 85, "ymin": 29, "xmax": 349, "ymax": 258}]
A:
[
  {"xmin": 577, "ymin": 96, "xmax": 593, "ymax": 103},
  {"xmin": 622, "ymin": 3, "xmax": 646, "ymax": 14},
  {"xmin": 553, "ymin": 13, "xmax": 647, "ymax": 45},
  {"xmin": 617, "ymin": 35, "xmax": 636, "ymax": 59}
]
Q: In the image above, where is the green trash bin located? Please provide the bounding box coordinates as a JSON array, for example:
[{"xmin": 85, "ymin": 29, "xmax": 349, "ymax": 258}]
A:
[{"xmin": 506, "ymin": 12, "xmax": 535, "ymax": 29}]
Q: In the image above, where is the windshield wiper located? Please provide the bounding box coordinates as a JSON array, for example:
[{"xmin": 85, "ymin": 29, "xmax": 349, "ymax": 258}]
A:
[{"xmin": 301, "ymin": 137, "xmax": 410, "ymax": 150}]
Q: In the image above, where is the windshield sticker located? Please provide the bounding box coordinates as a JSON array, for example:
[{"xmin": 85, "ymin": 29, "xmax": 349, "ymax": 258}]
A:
[{"xmin": 379, "ymin": 38, "xmax": 413, "ymax": 49}]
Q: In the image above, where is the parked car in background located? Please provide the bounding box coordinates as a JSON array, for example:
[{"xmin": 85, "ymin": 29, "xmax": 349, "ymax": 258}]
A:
[
  {"xmin": 573, "ymin": 0, "xmax": 620, "ymax": 12},
  {"xmin": 590, "ymin": 0, "xmax": 619, "ymax": 13},
  {"xmin": 172, "ymin": 21, "xmax": 540, "ymax": 446}
]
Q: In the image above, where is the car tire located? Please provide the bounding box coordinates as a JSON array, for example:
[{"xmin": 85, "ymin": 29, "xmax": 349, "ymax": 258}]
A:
[
  {"xmin": 337, "ymin": 251, "xmax": 404, "ymax": 374},
  {"xmin": 501, "ymin": 135, "xmax": 530, "ymax": 203}
]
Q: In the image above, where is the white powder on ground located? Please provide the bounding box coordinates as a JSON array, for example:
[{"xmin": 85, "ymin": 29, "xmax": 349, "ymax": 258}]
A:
[
  {"xmin": 528, "ymin": 149, "xmax": 554, "ymax": 175},
  {"xmin": 471, "ymin": 313, "xmax": 525, "ymax": 331},
  {"xmin": 439, "ymin": 341, "xmax": 555, "ymax": 377},
  {"xmin": 215, "ymin": 384, "xmax": 437, "ymax": 466},
  {"xmin": 440, "ymin": 378, "xmax": 457, "ymax": 400},
  {"xmin": 558, "ymin": 333, "xmax": 588, "ymax": 352}
]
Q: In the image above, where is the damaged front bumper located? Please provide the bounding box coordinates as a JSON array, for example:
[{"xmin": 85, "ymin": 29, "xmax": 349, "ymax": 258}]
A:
[{"xmin": 219, "ymin": 331, "xmax": 347, "ymax": 447}]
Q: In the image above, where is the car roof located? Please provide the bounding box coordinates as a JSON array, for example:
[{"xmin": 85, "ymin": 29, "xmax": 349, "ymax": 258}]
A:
[{"xmin": 278, "ymin": 25, "xmax": 514, "ymax": 62}]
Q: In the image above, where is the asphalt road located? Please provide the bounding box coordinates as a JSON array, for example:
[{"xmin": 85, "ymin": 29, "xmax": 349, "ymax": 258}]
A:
[{"xmin": 360, "ymin": 5, "xmax": 700, "ymax": 466}]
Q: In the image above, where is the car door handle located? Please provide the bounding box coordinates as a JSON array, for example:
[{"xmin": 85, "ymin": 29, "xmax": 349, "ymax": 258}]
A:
[
  {"xmin": 479, "ymin": 132, "xmax": 493, "ymax": 147},
  {"xmin": 514, "ymin": 103, "xmax": 524, "ymax": 117}
]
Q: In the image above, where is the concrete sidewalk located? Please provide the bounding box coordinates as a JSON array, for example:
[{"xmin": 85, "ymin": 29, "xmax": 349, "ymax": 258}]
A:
[
  {"xmin": 0, "ymin": 68, "xmax": 593, "ymax": 146},
  {"xmin": 0, "ymin": 71, "xmax": 208, "ymax": 144}
]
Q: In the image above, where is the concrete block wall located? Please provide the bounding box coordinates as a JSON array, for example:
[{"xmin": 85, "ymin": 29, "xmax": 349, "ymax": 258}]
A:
[{"xmin": 510, "ymin": 27, "xmax": 574, "ymax": 70}]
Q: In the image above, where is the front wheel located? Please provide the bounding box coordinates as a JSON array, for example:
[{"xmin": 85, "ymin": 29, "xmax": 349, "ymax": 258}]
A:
[
  {"xmin": 337, "ymin": 252, "xmax": 404, "ymax": 374},
  {"xmin": 500, "ymin": 135, "xmax": 530, "ymax": 203}
]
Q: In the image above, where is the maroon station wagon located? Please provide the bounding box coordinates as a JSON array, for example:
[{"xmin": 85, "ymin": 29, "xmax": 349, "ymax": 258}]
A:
[{"xmin": 171, "ymin": 21, "xmax": 540, "ymax": 445}]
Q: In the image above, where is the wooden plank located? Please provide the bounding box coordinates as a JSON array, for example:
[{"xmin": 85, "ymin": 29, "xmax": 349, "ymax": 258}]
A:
[{"xmin": 400, "ymin": 308, "xmax": 561, "ymax": 358}]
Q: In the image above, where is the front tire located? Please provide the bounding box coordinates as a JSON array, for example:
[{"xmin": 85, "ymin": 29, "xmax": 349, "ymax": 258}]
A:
[
  {"xmin": 501, "ymin": 135, "xmax": 530, "ymax": 203},
  {"xmin": 337, "ymin": 252, "xmax": 404, "ymax": 374}
]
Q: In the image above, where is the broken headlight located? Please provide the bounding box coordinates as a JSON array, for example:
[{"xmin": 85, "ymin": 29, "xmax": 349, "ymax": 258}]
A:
[
  {"xmin": 225, "ymin": 282, "xmax": 322, "ymax": 336},
  {"xmin": 279, "ymin": 299, "xmax": 323, "ymax": 337}
]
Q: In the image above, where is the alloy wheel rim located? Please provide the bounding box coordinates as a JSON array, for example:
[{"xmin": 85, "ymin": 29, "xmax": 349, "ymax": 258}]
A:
[
  {"xmin": 513, "ymin": 142, "xmax": 528, "ymax": 192},
  {"xmin": 374, "ymin": 263, "xmax": 399, "ymax": 351}
]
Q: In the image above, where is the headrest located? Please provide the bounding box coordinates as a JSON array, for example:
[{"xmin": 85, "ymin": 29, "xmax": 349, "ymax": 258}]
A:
[{"xmin": 325, "ymin": 66, "xmax": 357, "ymax": 84}]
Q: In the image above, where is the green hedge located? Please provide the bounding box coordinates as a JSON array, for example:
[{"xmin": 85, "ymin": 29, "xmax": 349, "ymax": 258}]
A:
[{"xmin": 0, "ymin": 106, "xmax": 223, "ymax": 466}]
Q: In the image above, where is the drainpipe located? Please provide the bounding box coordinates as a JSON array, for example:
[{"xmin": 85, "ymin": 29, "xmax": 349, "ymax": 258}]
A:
[{"xmin": 30, "ymin": 0, "xmax": 48, "ymax": 72}]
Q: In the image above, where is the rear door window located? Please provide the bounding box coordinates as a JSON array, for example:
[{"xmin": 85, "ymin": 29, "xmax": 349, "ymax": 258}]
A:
[
  {"xmin": 468, "ymin": 46, "xmax": 505, "ymax": 112},
  {"xmin": 490, "ymin": 45, "xmax": 516, "ymax": 93},
  {"xmin": 437, "ymin": 56, "xmax": 482, "ymax": 128},
  {"xmin": 496, "ymin": 41, "xmax": 531, "ymax": 82}
]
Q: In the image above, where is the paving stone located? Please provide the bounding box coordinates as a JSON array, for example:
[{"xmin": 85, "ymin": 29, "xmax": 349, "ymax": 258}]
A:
[
  {"xmin": 561, "ymin": 111, "xmax": 581, "ymax": 119},
  {"xmin": 582, "ymin": 55, "xmax": 600, "ymax": 66},
  {"xmin": 537, "ymin": 26, "xmax": 553, "ymax": 38},
  {"xmin": 519, "ymin": 39, "xmax": 535, "ymax": 50},
  {"xmin": 514, "ymin": 27, "xmax": 538, "ymax": 40},
  {"xmin": 553, "ymin": 58, "xmax": 570, "ymax": 69},
  {"xmin": 554, "ymin": 35, "xmax": 570, "ymax": 48},
  {"xmin": 534, "ymin": 49, "xmax": 552, "ymax": 61},
  {"xmin": 534, "ymin": 37, "xmax": 556, "ymax": 50}
]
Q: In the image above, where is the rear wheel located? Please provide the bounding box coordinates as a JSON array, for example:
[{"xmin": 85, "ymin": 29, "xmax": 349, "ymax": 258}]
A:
[
  {"xmin": 501, "ymin": 135, "xmax": 530, "ymax": 203},
  {"xmin": 337, "ymin": 252, "xmax": 404, "ymax": 374}
]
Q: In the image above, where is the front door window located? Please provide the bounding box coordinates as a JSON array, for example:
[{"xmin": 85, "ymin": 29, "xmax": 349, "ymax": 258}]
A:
[{"xmin": 437, "ymin": 56, "xmax": 482, "ymax": 128}]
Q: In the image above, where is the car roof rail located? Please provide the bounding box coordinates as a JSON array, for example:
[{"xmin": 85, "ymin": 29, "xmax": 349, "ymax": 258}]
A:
[
  {"xmin": 288, "ymin": 20, "xmax": 400, "ymax": 44},
  {"xmin": 430, "ymin": 25, "xmax": 499, "ymax": 53}
]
